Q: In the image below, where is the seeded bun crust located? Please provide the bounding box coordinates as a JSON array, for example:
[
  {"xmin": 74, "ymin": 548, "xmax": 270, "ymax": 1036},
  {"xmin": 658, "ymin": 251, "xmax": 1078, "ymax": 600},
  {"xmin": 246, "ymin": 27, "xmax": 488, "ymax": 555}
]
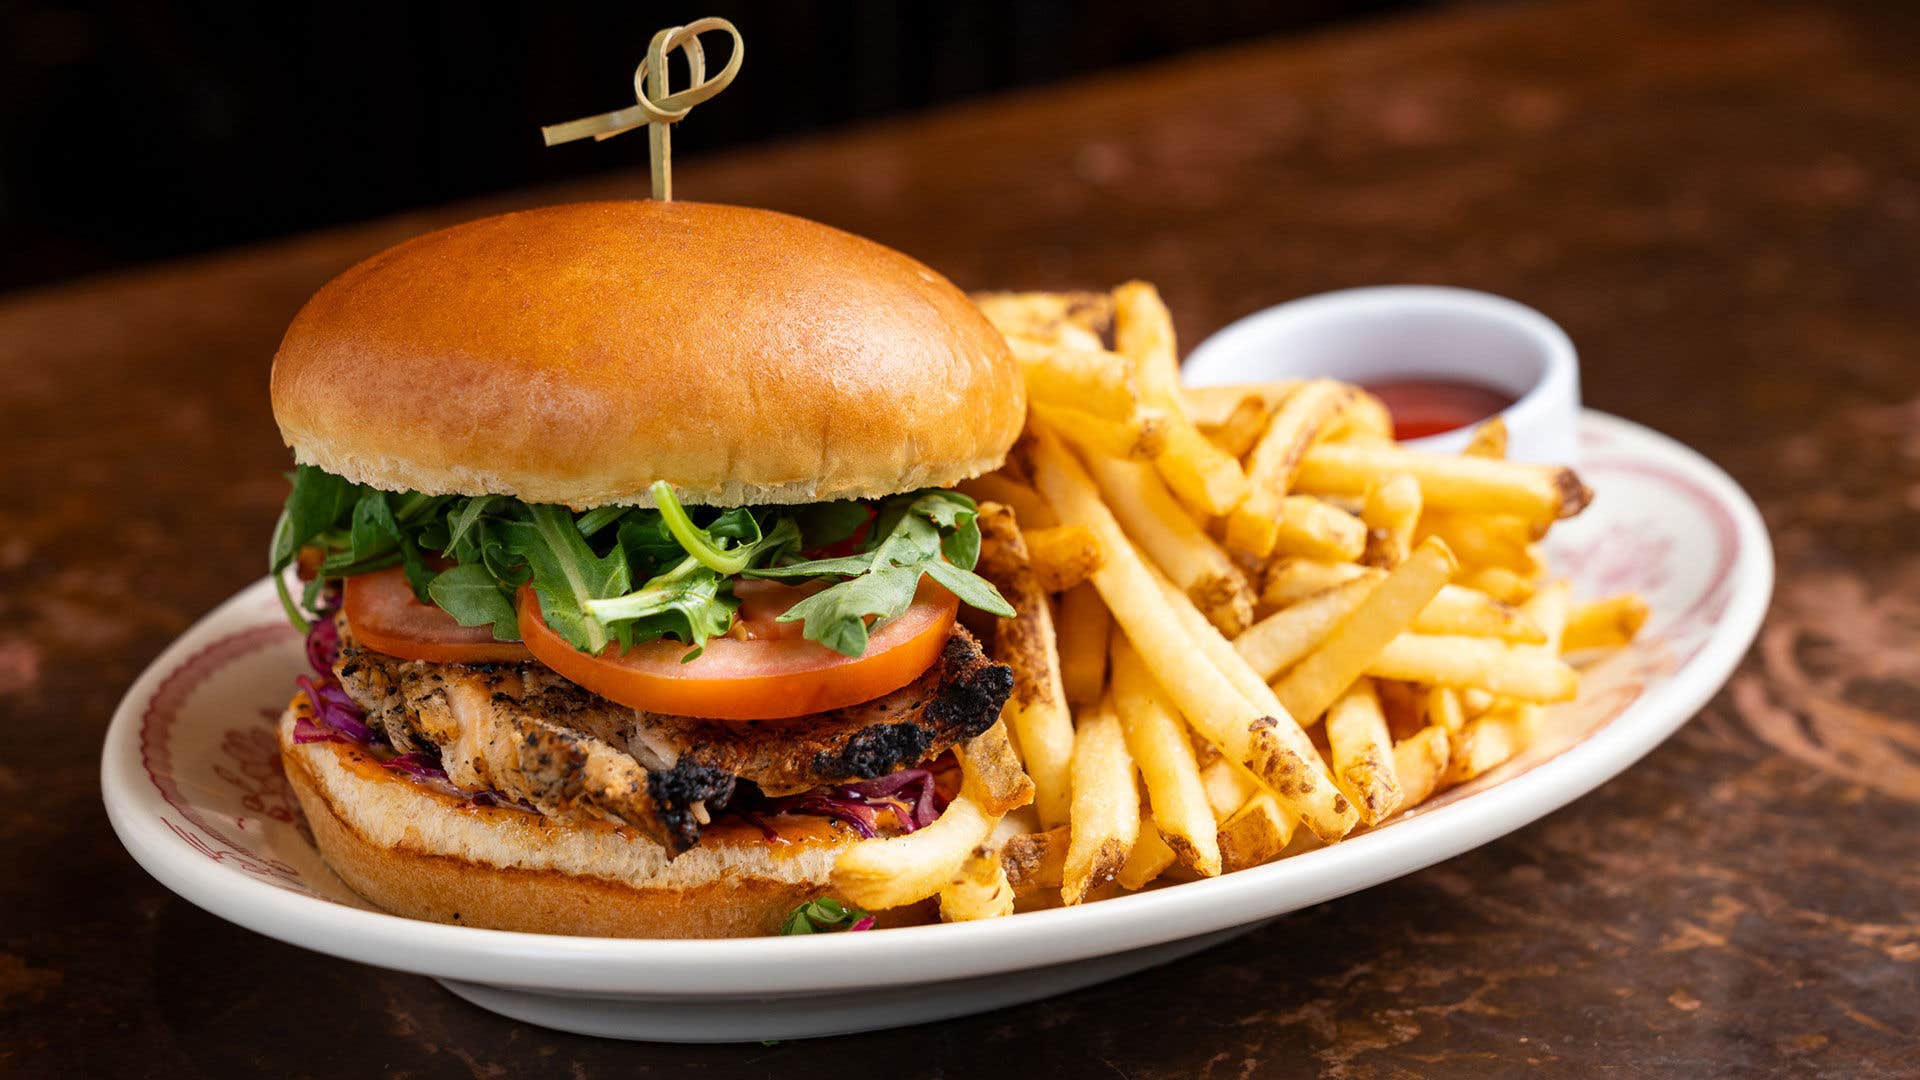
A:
[
  {"xmin": 277, "ymin": 706, "xmax": 930, "ymax": 938},
  {"xmin": 269, "ymin": 200, "xmax": 1024, "ymax": 508}
]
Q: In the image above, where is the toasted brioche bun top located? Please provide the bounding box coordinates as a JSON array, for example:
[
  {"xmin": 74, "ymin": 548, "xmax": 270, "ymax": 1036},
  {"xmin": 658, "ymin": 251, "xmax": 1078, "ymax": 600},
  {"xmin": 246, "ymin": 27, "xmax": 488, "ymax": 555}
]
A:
[{"xmin": 270, "ymin": 201, "xmax": 1023, "ymax": 508}]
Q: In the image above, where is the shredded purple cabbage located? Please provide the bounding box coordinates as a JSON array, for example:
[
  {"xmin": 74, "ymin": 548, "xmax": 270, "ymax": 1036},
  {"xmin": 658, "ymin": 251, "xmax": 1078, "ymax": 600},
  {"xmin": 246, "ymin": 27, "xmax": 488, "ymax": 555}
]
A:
[
  {"xmin": 850, "ymin": 915, "xmax": 876, "ymax": 932},
  {"xmin": 743, "ymin": 767, "xmax": 947, "ymax": 839},
  {"xmin": 381, "ymin": 752, "xmax": 450, "ymax": 780}
]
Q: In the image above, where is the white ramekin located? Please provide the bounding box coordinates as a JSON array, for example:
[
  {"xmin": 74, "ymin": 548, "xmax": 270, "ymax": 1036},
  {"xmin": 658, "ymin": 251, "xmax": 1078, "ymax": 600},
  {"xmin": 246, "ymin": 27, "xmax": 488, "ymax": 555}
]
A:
[{"xmin": 1181, "ymin": 286, "xmax": 1582, "ymax": 465}]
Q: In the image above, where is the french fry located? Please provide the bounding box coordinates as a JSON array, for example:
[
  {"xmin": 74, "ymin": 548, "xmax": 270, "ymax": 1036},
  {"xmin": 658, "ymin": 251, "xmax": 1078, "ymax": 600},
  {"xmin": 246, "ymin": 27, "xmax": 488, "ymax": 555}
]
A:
[
  {"xmin": 1034, "ymin": 402, "xmax": 1169, "ymax": 461},
  {"xmin": 957, "ymin": 720, "xmax": 1036, "ymax": 817},
  {"xmin": 1324, "ymin": 679, "xmax": 1402, "ymax": 825},
  {"xmin": 1417, "ymin": 511, "xmax": 1544, "ymax": 577},
  {"xmin": 1266, "ymin": 495, "xmax": 1367, "ymax": 561},
  {"xmin": 1442, "ymin": 703, "xmax": 1538, "ymax": 785},
  {"xmin": 1272, "ymin": 537, "xmax": 1458, "ymax": 724},
  {"xmin": 1367, "ymin": 634, "xmax": 1578, "ymax": 703},
  {"xmin": 1062, "ymin": 698, "xmax": 1140, "ymax": 905},
  {"xmin": 1295, "ymin": 442, "xmax": 1592, "ymax": 525},
  {"xmin": 1084, "ymin": 453, "xmax": 1254, "ymax": 636},
  {"xmin": 1055, "ymin": 582, "xmax": 1111, "ymax": 706},
  {"xmin": 974, "ymin": 504, "xmax": 1074, "ymax": 828},
  {"xmin": 1360, "ymin": 473, "xmax": 1422, "ymax": 568},
  {"xmin": 972, "ymin": 290, "xmax": 1112, "ymax": 344},
  {"xmin": 939, "ymin": 844, "xmax": 1016, "ymax": 922},
  {"xmin": 1260, "ymin": 560, "xmax": 1544, "ymax": 644},
  {"xmin": 1028, "ymin": 426, "xmax": 1355, "ymax": 842},
  {"xmin": 1461, "ymin": 565, "xmax": 1535, "ymax": 605},
  {"xmin": 1463, "ymin": 416, "xmax": 1508, "ymax": 458},
  {"xmin": 1139, "ymin": 558, "xmax": 1357, "ymax": 841},
  {"xmin": 1563, "ymin": 594, "xmax": 1651, "ymax": 652},
  {"xmin": 999, "ymin": 826, "xmax": 1068, "ymax": 896},
  {"xmin": 958, "ymin": 473, "xmax": 1058, "ymax": 529},
  {"xmin": 1005, "ymin": 337, "xmax": 1141, "ymax": 421},
  {"xmin": 1181, "ymin": 382, "xmax": 1298, "ymax": 428},
  {"xmin": 1227, "ymin": 379, "xmax": 1354, "ymax": 555},
  {"xmin": 1112, "ymin": 282, "xmax": 1251, "ymax": 516},
  {"xmin": 1233, "ymin": 577, "xmax": 1377, "ymax": 680},
  {"xmin": 1116, "ymin": 818, "xmax": 1179, "ymax": 890},
  {"xmin": 1025, "ymin": 524, "xmax": 1104, "ymax": 593},
  {"xmin": 1459, "ymin": 688, "xmax": 1498, "ymax": 718},
  {"xmin": 1393, "ymin": 725, "xmax": 1453, "ymax": 809},
  {"xmin": 1203, "ymin": 393, "xmax": 1276, "ymax": 459},
  {"xmin": 832, "ymin": 795, "xmax": 995, "ymax": 910},
  {"xmin": 1426, "ymin": 686, "xmax": 1468, "ymax": 736},
  {"xmin": 1200, "ymin": 757, "xmax": 1259, "ymax": 821},
  {"xmin": 1216, "ymin": 793, "xmax": 1297, "ymax": 872},
  {"xmin": 1332, "ymin": 387, "xmax": 1395, "ymax": 444},
  {"xmin": 1110, "ymin": 636, "xmax": 1223, "ymax": 877}
]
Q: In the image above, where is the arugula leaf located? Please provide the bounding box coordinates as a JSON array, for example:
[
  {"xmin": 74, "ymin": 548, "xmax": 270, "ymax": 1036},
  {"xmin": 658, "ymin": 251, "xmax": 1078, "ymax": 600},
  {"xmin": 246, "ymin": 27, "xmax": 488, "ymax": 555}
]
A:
[
  {"xmin": 743, "ymin": 489, "xmax": 1012, "ymax": 656},
  {"xmin": 573, "ymin": 504, "xmax": 629, "ymax": 539},
  {"xmin": 780, "ymin": 897, "xmax": 871, "ymax": 935},
  {"xmin": 794, "ymin": 500, "xmax": 870, "ymax": 550},
  {"xmin": 498, "ymin": 504, "xmax": 630, "ymax": 653},
  {"xmin": 650, "ymin": 481, "xmax": 775, "ymax": 575},
  {"xmin": 443, "ymin": 495, "xmax": 502, "ymax": 554},
  {"xmin": 269, "ymin": 465, "xmax": 362, "ymax": 628},
  {"xmin": 581, "ymin": 558, "xmax": 737, "ymax": 657},
  {"xmin": 426, "ymin": 562, "xmax": 521, "ymax": 641}
]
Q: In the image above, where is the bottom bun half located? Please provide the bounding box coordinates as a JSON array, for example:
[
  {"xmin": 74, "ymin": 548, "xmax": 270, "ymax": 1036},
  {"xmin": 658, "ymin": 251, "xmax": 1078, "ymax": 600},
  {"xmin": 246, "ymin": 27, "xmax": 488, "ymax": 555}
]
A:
[{"xmin": 277, "ymin": 705, "xmax": 925, "ymax": 938}]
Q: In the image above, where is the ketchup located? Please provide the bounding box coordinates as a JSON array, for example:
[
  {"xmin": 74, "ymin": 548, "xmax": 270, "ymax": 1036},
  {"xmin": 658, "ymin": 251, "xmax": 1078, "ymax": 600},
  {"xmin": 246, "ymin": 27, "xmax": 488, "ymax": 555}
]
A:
[{"xmin": 1360, "ymin": 378, "xmax": 1516, "ymax": 441}]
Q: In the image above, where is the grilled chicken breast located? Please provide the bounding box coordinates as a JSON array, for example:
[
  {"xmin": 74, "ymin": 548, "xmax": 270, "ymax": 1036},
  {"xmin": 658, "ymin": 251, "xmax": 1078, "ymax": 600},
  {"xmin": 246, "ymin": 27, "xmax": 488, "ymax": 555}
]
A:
[{"xmin": 334, "ymin": 621, "xmax": 1011, "ymax": 852}]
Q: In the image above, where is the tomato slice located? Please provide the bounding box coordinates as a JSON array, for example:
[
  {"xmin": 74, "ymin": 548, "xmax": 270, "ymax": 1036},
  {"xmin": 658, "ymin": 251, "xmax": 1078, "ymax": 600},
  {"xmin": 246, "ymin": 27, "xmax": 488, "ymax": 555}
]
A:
[
  {"xmin": 517, "ymin": 579, "xmax": 958, "ymax": 721},
  {"xmin": 343, "ymin": 567, "xmax": 534, "ymax": 664}
]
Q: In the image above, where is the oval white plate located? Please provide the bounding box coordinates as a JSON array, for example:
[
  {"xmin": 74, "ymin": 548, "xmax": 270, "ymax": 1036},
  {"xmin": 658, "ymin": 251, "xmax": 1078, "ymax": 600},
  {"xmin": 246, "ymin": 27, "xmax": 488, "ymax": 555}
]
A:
[{"xmin": 102, "ymin": 411, "xmax": 1770, "ymax": 1043}]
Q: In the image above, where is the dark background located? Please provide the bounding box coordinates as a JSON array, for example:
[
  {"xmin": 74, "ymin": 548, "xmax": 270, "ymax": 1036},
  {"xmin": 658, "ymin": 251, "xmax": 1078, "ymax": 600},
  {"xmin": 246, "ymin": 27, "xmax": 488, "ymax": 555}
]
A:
[{"xmin": 0, "ymin": 0, "xmax": 1432, "ymax": 293}]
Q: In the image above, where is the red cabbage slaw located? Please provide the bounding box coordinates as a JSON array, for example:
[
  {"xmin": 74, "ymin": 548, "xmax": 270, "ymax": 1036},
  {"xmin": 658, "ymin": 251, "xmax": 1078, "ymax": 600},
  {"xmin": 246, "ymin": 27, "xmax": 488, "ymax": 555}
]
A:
[{"xmin": 736, "ymin": 767, "xmax": 951, "ymax": 841}]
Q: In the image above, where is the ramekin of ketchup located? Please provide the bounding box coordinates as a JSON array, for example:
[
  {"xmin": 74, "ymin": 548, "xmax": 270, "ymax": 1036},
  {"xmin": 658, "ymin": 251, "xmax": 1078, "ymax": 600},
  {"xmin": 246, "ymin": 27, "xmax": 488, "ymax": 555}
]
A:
[{"xmin": 1179, "ymin": 286, "xmax": 1581, "ymax": 464}]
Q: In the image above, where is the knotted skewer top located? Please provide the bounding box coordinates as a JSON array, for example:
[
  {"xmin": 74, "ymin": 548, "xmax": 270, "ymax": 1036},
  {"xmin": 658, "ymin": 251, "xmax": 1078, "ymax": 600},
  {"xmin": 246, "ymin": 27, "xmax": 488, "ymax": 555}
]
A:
[{"xmin": 540, "ymin": 17, "xmax": 744, "ymax": 201}]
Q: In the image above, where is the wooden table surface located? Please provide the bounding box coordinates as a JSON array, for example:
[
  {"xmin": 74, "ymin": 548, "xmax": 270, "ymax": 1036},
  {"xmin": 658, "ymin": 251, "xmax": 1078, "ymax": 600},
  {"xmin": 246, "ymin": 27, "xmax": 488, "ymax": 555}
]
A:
[{"xmin": 4, "ymin": 0, "xmax": 1915, "ymax": 1075}]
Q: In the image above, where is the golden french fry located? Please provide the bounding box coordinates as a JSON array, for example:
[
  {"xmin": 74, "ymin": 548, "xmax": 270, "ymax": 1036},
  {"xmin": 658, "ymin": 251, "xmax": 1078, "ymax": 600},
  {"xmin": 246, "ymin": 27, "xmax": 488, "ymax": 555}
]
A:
[
  {"xmin": 1111, "ymin": 282, "xmax": 1251, "ymax": 516},
  {"xmin": 999, "ymin": 826, "xmax": 1068, "ymax": 896},
  {"xmin": 1216, "ymin": 793, "xmax": 1297, "ymax": 872},
  {"xmin": 1024, "ymin": 524, "xmax": 1104, "ymax": 594},
  {"xmin": 1034, "ymin": 402, "xmax": 1169, "ymax": 461},
  {"xmin": 1442, "ymin": 704, "xmax": 1537, "ymax": 785},
  {"xmin": 1367, "ymin": 634, "xmax": 1578, "ymax": 702},
  {"xmin": 974, "ymin": 504, "xmax": 1074, "ymax": 828},
  {"xmin": 1459, "ymin": 688, "xmax": 1498, "ymax": 718},
  {"xmin": 1325, "ymin": 679, "xmax": 1402, "ymax": 825},
  {"xmin": 1062, "ymin": 698, "xmax": 1140, "ymax": 905},
  {"xmin": 1426, "ymin": 686, "xmax": 1468, "ymax": 736},
  {"xmin": 1260, "ymin": 560, "xmax": 1544, "ymax": 644},
  {"xmin": 1110, "ymin": 635, "xmax": 1222, "ymax": 877},
  {"xmin": 1028, "ymin": 426, "xmax": 1356, "ymax": 842},
  {"xmin": 1295, "ymin": 442, "xmax": 1592, "ymax": 525},
  {"xmin": 1272, "ymin": 537, "xmax": 1458, "ymax": 724},
  {"xmin": 1461, "ymin": 565, "xmax": 1535, "ymax": 605},
  {"xmin": 1332, "ymin": 387, "xmax": 1395, "ymax": 444},
  {"xmin": 1417, "ymin": 511, "xmax": 1543, "ymax": 577},
  {"xmin": 1563, "ymin": 594, "xmax": 1651, "ymax": 652},
  {"xmin": 959, "ymin": 473, "xmax": 1058, "ymax": 529},
  {"xmin": 1181, "ymin": 382, "xmax": 1299, "ymax": 428},
  {"xmin": 1005, "ymin": 336, "xmax": 1142, "ymax": 421},
  {"xmin": 972, "ymin": 290, "xmax": 1112, "ymax": 343},
  {"xmin": 1227, "ymin": 379, "xmax": 1354, "ymax": 554},
  {"xmin": 1393, "ymin": 725, "xmax": 1453, "ymax": 809},
  {"xmin": 1116, "ymin": 817, "xmax": 1179, "ymax": 890},
  {"xmin": 1055, "ymin": 582, "xmax": 1112, "ymax": 707},
  {"xmin": 1528, "ymin": 580, "xmax": 1571, "ymax": 651},
  {"xmin": 832, "ymin": 795, "xmax": 995, "ymax": 910},
  {"xmin": 1234, "ymin": 577, "xmax": 1377, "ymax": 680},
  {"xmin": 957, "ymin": 720, "xmax": 1036, "ymax": 817},
  {"xmin": 939, "ymin": 844, "xmax": 1016, "ymax": 922},
  {"xmin": 1361, "ymin": 473, "xmax": 1422, "ymax": 568},
  {"xmin": 1199, "ymin": 756, "xmax": 1258, "ymax": 821},
  {"xmin": 1084, "ymin": 454, "xmax": 1254, "ymax": 636},
  {"xmin": 1463, "ymin": 416, "xmax": 1508, "ymax": 459},
  {"xmin": 1263, "ymin": 495, "xmax": 1367, "ymax": 561},
  {"xmin": 1203, "ymin": 393, "xmax": 1277, "ymax": 459}
]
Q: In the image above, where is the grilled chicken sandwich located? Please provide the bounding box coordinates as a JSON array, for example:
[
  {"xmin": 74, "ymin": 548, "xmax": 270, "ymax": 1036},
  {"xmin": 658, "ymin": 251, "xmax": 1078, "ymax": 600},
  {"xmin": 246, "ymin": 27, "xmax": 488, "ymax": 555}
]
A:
[{"xmin": 269, "ymin": 200, "xmax": 1024, "ymax": 937}]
